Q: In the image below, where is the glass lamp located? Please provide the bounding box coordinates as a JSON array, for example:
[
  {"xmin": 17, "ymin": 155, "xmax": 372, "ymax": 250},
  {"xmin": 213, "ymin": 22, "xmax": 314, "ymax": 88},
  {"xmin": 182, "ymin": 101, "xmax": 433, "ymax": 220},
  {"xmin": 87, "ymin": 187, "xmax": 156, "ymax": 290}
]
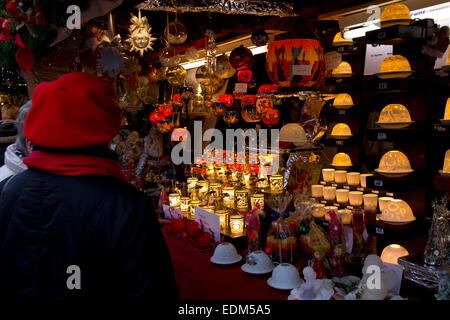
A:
[
  {"xmin": 236, "ymin": 189, "xmax": 249, "ymax": 208},
  {"xmin": 169, "ymin": 193, "xmax": 181, "ymax": 207},
  {"xmin": 381, "ymin": 244, "xmax": 409, "ymax": 265},
  {"xmin": 269, "ymin": 175, "xmax": 284, "ymax": 193},
  {"xmin": 250, "ymin": 193, "xmax": 265, "ymax": 211},
  {"xmin": 229, "ymin": 214, "xmax": 245, "ymax": 234},
  {"xmin": 215, "ymin": 210, "xmax": 228, "ymax": 230}
]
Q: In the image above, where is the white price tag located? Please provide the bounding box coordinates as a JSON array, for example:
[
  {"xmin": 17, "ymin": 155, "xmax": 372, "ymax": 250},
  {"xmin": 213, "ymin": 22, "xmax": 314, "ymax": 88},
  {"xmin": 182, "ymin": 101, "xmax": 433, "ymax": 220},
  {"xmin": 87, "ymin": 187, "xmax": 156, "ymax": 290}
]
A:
[
  {"xmin": 386, "ymin": 192, "xmax": 394, "ymax": 197},
  {"xmin": 324, "ymin": 51, "xmax": 342, "ymax": 70},
  {"xmin": 336, "ymin": 141, "xmax": 344, "ymax": 146},
  {"xmin": 379, "ymin": 82, "xmax": 388, "ymax": 90},
  {"xmin": 344, "ymin": 186, "xmax": 350, "ymax": 190},
  {"xmin": 372, "ymin": 190, "xmax": 379, "ymax": 195},
  {"xmin": 357, "ymin": 187, "xmax": 365, "ymax": 192},
  {"xmin": 339, "ymin": 110, "xmax": 346, "ymax": 115},
  {"xmin": 376, "ymin": 227, "xmax": 384, "ymax": 235},
  {"xmin": 332, "ymin": 184, "xmax": 338, "ymax": 187},
  {"xmin": 378, "ymin": 132, "xmax": 387, "ymax": 140},
  {"xmin": 320, "ymin": 181, "xmax": 327, "ymax": 185},
  {"xmin": 291, "ymin": 64, "xmax": 312, "ymax": 76},
  {"xmin": 374, "ymin": 180, "xmax": 383, "ymax": 187},
  {"xmin": 436, "ymin": 126, "xmax": 446, "ymax": 132},
  {"xmin": 234, "ymin": 83, "xmax": 248, "ymax": 93}
]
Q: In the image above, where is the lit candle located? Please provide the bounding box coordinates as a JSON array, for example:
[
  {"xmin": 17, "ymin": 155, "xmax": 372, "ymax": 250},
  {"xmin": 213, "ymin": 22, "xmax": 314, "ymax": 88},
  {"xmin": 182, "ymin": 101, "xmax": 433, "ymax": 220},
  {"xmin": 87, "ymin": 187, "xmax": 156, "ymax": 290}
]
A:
[
  {"xmin": 336, "ymin": 189, "xmax": 349, "ymax": 203},
  {"xmin": 335, "ymin": 170, "xmax": 347, "ymax": 184},
  {"xmin": 338, "ymin": 209, "xmax": 352, "ymax": 225},
  {"xmin": 222, "ymin": 186, "xmax": 235, "ymax": 201},
  {"xmin": 180, "ymin": 197, "xmax": 190, "ymax": 213},
  {"xmin": 190, "ymin": 200, "xmax": 200, "ymax": 219},
  {"xmin": 322, "ymin": 168, "xmax": 335, "ymax": 182},
  {"xmin": 323, "ymin": 186, "xmax": 336, "ymax": 201},
  {"xmin": 347, "ymin": 172, "xmax": 360, "ymax": 186},
  {"xmin": 236, "ymin": 189, "xmax": 249, "ymax": 208},
  {"xmin": 243, "ymin": 173, "xmax": 251, "ymax": 187},
  {"xmin": 250, "ymin": 193, "xmax": 264, "ymax": 211},
  {"xmin": 311, "ymin": 185, "xmax": 324, "ymax": 198},
  {"xmin": 169, "ymin": 193, "xmax": 181, "ymax": 207},
  {"xmin": 215, "ymin": 210, "xmax": 228, "ymax": 229},
  {"xmin": 349, "ymin": 191, "xmax": 363, "ymax": 207},
  {"xmin": 269, "ymin": 174, "xmax": 284, "ymax": 193},
  {"xmin": 229, "ymin": 214, "xmax": 245, "ymax": 234}
]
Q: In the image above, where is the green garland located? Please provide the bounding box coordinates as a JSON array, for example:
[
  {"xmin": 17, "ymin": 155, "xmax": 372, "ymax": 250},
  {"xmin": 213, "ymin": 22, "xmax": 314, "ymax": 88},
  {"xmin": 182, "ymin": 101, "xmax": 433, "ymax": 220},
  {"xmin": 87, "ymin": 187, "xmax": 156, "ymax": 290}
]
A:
[{"xmin": 0, "ymin": 0, "xmax": 93, "ymax": 70}]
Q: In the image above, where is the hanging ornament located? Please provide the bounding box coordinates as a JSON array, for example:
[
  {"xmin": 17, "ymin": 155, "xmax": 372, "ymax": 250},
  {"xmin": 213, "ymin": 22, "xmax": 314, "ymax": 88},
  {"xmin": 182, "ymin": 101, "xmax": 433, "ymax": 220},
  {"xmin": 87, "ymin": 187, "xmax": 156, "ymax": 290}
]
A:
[
  {"xmin": 158, "ymin": 104, "xmax": 173, "ymax": 117},
  {"xmin": 237, "ymin": 69, "xmax": 253, "ymax": 83},
  {"xmin": 159, "ymin": 45, "xmax": 181, "ymax": 67},
  {"xmin": 251, "ymin": 30, "xmax": 269, "ymax": 47},
  {"xmin": 166, "ymin": 65, "xmax": 187, "ymax": 86},
  {"xmin": 215, "ymin": 54, "xmax": 236, "ymax": 79},
  {"xmin": 164, "ymin": 18, "xmax": 188, "ymax": 45},
  {"xmin": 185, "ymin": 47, "xmax": 199, "ymax": 61},
  {"xmin": 98, "ymin": 13, "xmax": 127, "ymax": 77},
  {"xmin": 229, "ymin": 46, "xmax": 254, "ymax": 71},
  {"xmin": 156, "ymin": 67, "xmax": 167, "ymax": 81},
  {"xmin": 173, "ymin": 94, "xmax": 184, "ymax": 108},
  {"xmin": 126, "ymin": 10, "xmax": 157, "ymax": 57}
]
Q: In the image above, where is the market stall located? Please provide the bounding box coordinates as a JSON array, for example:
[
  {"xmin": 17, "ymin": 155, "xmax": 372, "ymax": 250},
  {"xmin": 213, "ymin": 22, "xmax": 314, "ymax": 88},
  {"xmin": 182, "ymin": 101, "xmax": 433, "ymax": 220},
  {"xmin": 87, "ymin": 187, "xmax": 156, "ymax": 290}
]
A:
[{"xmin": 0, "ymin": 0, "xmax": 449, "ymax": 301}]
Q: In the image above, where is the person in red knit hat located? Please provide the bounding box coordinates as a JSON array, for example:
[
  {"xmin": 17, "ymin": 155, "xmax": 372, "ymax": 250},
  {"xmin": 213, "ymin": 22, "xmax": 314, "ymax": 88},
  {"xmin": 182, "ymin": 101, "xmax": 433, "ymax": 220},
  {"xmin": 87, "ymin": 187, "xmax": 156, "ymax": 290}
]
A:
[{"xmin": 0, "ymin": 72, "xmax": 178, "ymax": 302}]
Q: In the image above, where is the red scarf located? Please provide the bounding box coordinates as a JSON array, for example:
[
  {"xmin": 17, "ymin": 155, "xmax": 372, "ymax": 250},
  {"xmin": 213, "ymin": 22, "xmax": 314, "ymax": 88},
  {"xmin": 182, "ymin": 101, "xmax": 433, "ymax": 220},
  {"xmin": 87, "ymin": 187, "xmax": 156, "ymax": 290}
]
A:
[{"xmin": 23, "ymin": 150, "xmax": 127, "ymax": 182}]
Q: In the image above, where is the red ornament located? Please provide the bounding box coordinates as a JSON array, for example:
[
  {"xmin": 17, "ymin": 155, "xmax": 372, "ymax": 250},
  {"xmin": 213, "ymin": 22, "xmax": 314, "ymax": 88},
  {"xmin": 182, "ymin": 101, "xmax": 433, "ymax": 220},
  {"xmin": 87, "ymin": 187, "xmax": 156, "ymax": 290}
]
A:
[
  {"xmin": 172, "ymin": 94, "xmax": 184, "ymax": 108},
  {"xmin": 257, "ymin": 84, "xmax": 279, "ymax": 94},
  {"xmin": 149, "ymin": 111, "xmax": 164, "ymax": 123},
  {"xmin": 15, "ymin": 47, "xmax": 34, "ymax": 71},
  {"xmin": 262, "ymin": 109, "xmax": 280, "ymax": 126},
  {"xmin": 6, "ymin": 0, "xmax": 46, "ymax": 25},
  {"xmin": 256, "ymin": 97, "xmax": 273, "ymax": 113},
  {"xmin": 237, "ymin": 69, "xmax": 253, "ymax": 83},
  {"xmin": 242, "ymin": 95, "xmax": 258, "ymax": 105},
  {"xmin": 229, "ymin": 46, "xmax": 255, "ymax": 71},
  {"xmin": 219, "ymin": 94, "xmax": 234, "ymax": 107},
  {"xmin": 158, "ymin": 104, "xmax": 173, "ymax": 117}
]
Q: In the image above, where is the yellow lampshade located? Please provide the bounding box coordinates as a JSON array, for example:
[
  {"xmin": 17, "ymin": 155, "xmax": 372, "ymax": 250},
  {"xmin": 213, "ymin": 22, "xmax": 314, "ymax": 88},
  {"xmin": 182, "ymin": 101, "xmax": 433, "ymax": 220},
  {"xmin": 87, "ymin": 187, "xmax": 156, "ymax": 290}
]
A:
[
  {"xmin": 331, "ymin": 123, "xmax": 352, "ymax": 138},
  {"xmin": 376, "ymin": 150, "xmax": 413, "ymax": 174},
  {"xmin": 380, "ymin": 3, "xmax": 411, "ymax": 27},
  {"xmin": 443, "ymin": 149, "xmax": 450, "ymax": 173},
  {"xmin": 381, "ymin": 244, "xmax": 409, "ymax": 265},
  {"xmin": 379, "ymin": 55, "xmax": 411, "ymax": 73},
  {"xmin": 378, "ymin": 104, "xmax": 412, "ymax": 123},
  {"xmin": 331, "ymin": 153, "xmax": 352, "ymax": 167},
  {"xmin": 333, "ymin": 93, "xmax": 354, "ymax": 108},
  {"xmin": 443, "ymin": 98, "xmax": 450, "ymax": 120},
  {"xmin": 446, "ymin": 50, "xmax": 450, "ymax": 66},
  {"xmin": 332, "ymin": 32, "xmax": 353, "ymax": 46},
  {"xmin": 332, "ymin": 61, "xmax": 352, "ymax": 76},
  {"xmin": 380, "ymin": 199, "xmax": 415, "ymax": 223}
]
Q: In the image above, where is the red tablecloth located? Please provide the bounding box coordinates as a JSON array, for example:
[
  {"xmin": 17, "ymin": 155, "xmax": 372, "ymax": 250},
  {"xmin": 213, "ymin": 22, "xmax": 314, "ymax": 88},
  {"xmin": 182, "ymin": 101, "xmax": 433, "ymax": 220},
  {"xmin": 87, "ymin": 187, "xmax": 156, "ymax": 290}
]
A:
[{"xmin": 164, "ymin": 233, "xmax": 288, "ymax": 300}]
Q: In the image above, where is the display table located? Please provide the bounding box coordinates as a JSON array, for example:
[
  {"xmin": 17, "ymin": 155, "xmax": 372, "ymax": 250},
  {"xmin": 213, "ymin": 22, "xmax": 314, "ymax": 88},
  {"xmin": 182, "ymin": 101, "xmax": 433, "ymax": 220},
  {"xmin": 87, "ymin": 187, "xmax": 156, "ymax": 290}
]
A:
[{"xmin": 164, "ymin": 232, "xmax": 288, "ymax": 300}]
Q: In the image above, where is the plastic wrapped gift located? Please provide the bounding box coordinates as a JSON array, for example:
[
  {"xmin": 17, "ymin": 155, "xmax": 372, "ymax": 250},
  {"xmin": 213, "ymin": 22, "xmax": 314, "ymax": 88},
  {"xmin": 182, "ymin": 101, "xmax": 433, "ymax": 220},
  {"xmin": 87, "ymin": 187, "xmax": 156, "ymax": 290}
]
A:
[
  {"xmin": 266, "ymin": 217, "xmax": 297, "ymax": 264},
  {"xmin": 375, "ymin": 150, "xmax": 413, "ymax": 177},
  {"xmin": 332, "ymin": 61, "xmax": 352, "ymax": 77},
  {"xmin": 333, "ymin": 93, "xmax": 354, "ymax": 109},
  {"xmin": 331, "ymin": 153, "xmax": 352, "ymax": 168},
  {"xmin": 381, "ymin": 244, "xmax": 409, "ymax": 265},
  {"xmin": 330, "ymin": 123, "xmax": 352, "ymax": 139},
  {"xmin": 332, "ymin": 32, "xmax": 353, "ymax": 46},
  {"xmin": 380, "ymin": 3, "xmax": 411, "ymax": 27},
  {"xmin": 380, "ymin": 199, "xmax": 415, "ymax": 223}
]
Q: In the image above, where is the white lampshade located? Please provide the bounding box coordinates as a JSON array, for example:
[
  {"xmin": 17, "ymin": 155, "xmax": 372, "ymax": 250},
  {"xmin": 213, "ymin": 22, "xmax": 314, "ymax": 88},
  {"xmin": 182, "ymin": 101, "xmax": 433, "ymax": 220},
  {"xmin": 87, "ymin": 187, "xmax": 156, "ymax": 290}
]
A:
[
  {"xmin": 378, "ymin": 197, "xmax": 393, "ymax": 212},
  {"xmin": 363, "ymin": 194, "xmax": 378, "ymax": 211},
  {"xmin": 349, "ymin": 191, "xmax": 363, "ymax": 207},
  {"xmin": 336, "ymin": 189, "xmax": 349, "ymax": 204},
  {"xmin": 335, "ymin": 170, "xmax": 347, "ymax": 184},
  {"xmin": 311, "ymin": 184, "xmax": 324, "ymax": 197},
  {"xmin": 322, "ymin": 168, "xmax": 335, "ymax": 182},
  {"xmin": 381, "ymin": 244, "xmax": 409, "ymax": 265},
  {"xmin": 347, "ymin": 172, "xmax": 360, "ymax": 186},
  {"xmin": 323, "ymin": 186, "xmax": 336, "ymax": 201}
]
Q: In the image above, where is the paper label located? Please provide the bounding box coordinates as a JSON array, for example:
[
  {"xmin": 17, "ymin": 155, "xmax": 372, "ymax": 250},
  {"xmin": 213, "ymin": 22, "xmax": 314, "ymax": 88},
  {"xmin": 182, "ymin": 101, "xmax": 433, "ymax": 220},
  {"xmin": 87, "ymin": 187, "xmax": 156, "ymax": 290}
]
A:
[
  {"xmin": 376, "ymin": 227, "xmax": 384, "ymax": 235},
  {"xmin": 194, "ymin": 207, "xmax": 221, "ymax": 243},
  {"xmin": 234, "ymin": 83, "xmax": 248, "ymax": 93},
  {"xmin": 357, "ymin": 187, "xmax": 365, "ymax": 192},
  {"xmin": 324, "ymin": 51, "xmax": 342, "ymax": 71},
  {"xmin": 372, "ymin": 190, "xmax": 379, "ymax": 195},
  {"xmin": 336, "ymin": 141, "xmax": 344, "ymax": 146},
  {"xmin": 386, "ymin": 192, "xmax": 394, "ymax": 197},
  {"xmin": 377, "ymin": 132, "xmax": 387, "ymax": 140},
  {"xmin": 374, "ymin": 180, "xmax": 383, "ymax": 187},
  {"xmin": 378, "ymin": 82, "xmax": 388, "ymax": 90},
  {"xmin": 163, "ymin": 205, "xmax": 183, "ymax": 220},
  {"xmin": 291, "ymin": 64, "xmax": 312, "ymax": 76}
]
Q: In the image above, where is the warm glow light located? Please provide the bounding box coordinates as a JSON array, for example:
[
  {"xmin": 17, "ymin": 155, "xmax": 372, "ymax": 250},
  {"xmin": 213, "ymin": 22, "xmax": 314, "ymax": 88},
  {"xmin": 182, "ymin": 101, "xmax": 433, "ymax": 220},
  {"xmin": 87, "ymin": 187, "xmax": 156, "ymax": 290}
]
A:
[
  {"xmin": 269, "ymin": 175, "xmax": 284, "ymax": 193},
  {"xmin": 378, "ymin": 104, "xmax": 412, "ymax": 124},
  {"xmin": 215, "ymin": 210, "xmax": 228, "ymax": 229},
  {"xmin": 323, "ymin": 186, "xmax": 336, "ymax": 201},
  {"xmin": 380, "ymin": 199, "xmax": 415, "ymax": 222},
  {"xmin": 332, "ymin": 32, "xmax": 353, "ymax": 46},
  {"xmin": 335, "ymin": 170, "xmax": 347, "ymax": 184},
  {"xmin": 379, "ymin": 55, "xmax": 412, "ymax": 73},
  {"xmin": 349, "ymin": 191, "xmax": 363, "ymax": 207},
  {"xmin": 363, "ymin": 193, "xmax": 378, "ymax": 212},
  {"xmin": 169, "ymin": 193, "xmax": 181, "ymax": 207},
  {"xmin": 236, "ymin": 189, "xmax": 249, "ymax": 208},
  {"xmin": 360, "ymin": 173, "xmax": 373, "ymax": 188},
  {"xmin": 197, "ymin": 180, "xmax": 209, "ymax": 197},
  {"xmin": 347, "ymin": 172, "xmax": 360, "ymax": 186},
  {"xmin": 190, "ymin": 200, "xmax": 200, "ymax": 218},
  {"xmin": 377, "ymin": 150, "xmax": 413, "ymax": 174},
  {"xmin": 229, "ymin": 214, "xmax": 245, "ymax": 234},
  {"xmin": 223, "ymin": 187, "xmax": 235, "ymax": 201},
  {"xmin": 333, "ymin": 93, "xmax": 354, "ymax": 108},
  {"xmin": 338, "ymin": 209, "xmax": 352, "ymax": 225},
  {"xmin": 311, "ymin": 184, "xmax": 324, "ymax": 197},
  {"xmin": 444, "ymin": 98, "xmax": 450, "ymax": 120},
  {"xmin": 331, "ymin": 153, "xmax": 353, "ymax": 167},
  {"xmin": 378, "ymin": 197, "xmax": 394, "ymax": 213},
  {"xmin": 322, "ymin": 168, "xmax": 335, "ymax": 182},
  {"xmin": 443, "ymin": 149, "xmax": 450, "ymax": 173},
  {"xmin": 336, "ymin": 189, "xmax": 349, "ymax": 203},
  {"xmin": 332, "ymin": 61, "xmax": 352, "ymax": 76},
  {"xmin": 187, "ymin": 177, "xmax": 198, "ymax": 193},
  {"xmin": 380, "ymin": 3, "xmax": 411, "ymax": 27},
  {"xmin": 312, "ymin": 203, "xmax": 325, "ymax": 218},
  {"xmin": 381, "ymin": 244, "xmax": 409, "ymax": 265},
  {"xmin": 331, "ymin": 123, "xmax": 352, "ymax": 137},
  {"xmin": 180, "ymin": 197, "xmax": 190, "ymax": 213},
  {"xmin": 250, "ymin": 194, "xmax": 265, "ymax": 211}
]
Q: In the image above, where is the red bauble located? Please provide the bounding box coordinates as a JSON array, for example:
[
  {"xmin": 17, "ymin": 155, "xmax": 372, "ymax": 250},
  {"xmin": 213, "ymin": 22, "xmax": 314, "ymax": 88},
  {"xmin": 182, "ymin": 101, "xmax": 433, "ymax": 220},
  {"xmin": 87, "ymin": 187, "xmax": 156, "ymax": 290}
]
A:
[
  {"xmin": 158, "ymin": 104, "xmax": 173, "ymax": 117},
  {"xmin": 229, "ymin": 46, "xmax": 255, "ymax": 71},
  {"xmin": 242, "ymin": 95, "xmax": 258, "ymax": 105},
  {"xmin": 257, "ymin": 84, "xmax": 279, "ymax": 94},
  {"xmin": 172, "ymin": 94, "xmax": 184, "ymax": 108},
  {"xmin": 256, "ymin": 97, "xmax": 274, "ymax": 113},
  {"xmin": 262, "ymin": 109, "xmax": 280, "ymax": 126},
  {"xmin": 219, "ymin": 94, "xmax": 234, "ymax": 107},
  {"xmin": 237, "ymin": 69, "xmax": 253, "ymax": 83}
]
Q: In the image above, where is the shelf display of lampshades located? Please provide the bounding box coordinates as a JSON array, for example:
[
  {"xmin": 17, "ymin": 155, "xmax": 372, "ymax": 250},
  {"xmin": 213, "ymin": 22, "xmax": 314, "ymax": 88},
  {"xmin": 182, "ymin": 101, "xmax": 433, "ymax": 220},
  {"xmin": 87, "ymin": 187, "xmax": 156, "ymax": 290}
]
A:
[
  {"xmin": 381, "ymin": 244, "xmax": 409, "ymax": 265},
  {"xmin": 229, "ymin": 214, "xmax": 245, "ymax": 235},
  {"xmin": 375, "ymin": 55, "xmax": 412, "ymax": 79},
  {"xmin": 330, "ymin": 123, "xmax": 353, "ymax": 140},
  {"xmin": 375, "ymin": 150, "xmax": 414, "ymax": 178},
  {"xmin": 376, "ymin": 104, "xmax": 414, "ymax": 129}
]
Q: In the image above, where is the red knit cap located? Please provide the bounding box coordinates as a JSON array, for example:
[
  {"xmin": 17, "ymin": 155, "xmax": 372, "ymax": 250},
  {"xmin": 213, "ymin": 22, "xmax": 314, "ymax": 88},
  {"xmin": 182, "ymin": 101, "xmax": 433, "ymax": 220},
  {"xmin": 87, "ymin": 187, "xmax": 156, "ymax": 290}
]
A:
[{"xmin": 25, "ymin": 72, "xmax": 122, "ymax": 149}]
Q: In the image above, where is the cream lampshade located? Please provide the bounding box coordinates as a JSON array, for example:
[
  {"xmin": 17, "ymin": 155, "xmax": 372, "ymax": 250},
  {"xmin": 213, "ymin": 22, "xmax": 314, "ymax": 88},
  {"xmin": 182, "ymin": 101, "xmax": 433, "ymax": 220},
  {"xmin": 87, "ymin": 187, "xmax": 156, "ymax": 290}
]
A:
[
  {"xmin": 331, "ymin": 153, "xmax": 352, "ymax": 168},
  {"xmin": 376, "ymin": 150, "xmax": 413, "ymax": 177},
  {"xmin": 169, "ymin": 193, "xmax": 181, "ymax": 207},
  {"xmin": 312, "ymin": 203, "xmax": 325, "ymax": 218},
  {"xmin": 330, "ymin": 123, "xmax": 352, "ymax": 139},
  {"xmin": 332, "ymin": 32, "xmax": 354, "ymax": 46},
  {"xmin": 381, "ymin": 244, "xmax": 409, "ymax": 265},
  {"xmin": 347, "ymin": 172, "xmax": 360, "ymax": 186},
  {"xmin": 335, "ymin": 170, "xmax": 347, "ymax": 184},
  {"xmin": 338, "ymin": 209, "xmax": 352, "ymax": 225},
  {"xmin": 377, "ymin": 55, "xmax": 412, "ymax": 79},
  {"xmin": 223, "ymin": 186, "xmax": 235, "ymax": 201},
  {"xmin": 332, "ymin": 61, "xmax": 352, "ymax": 77},
  {"xmin": 349, "ymin": 191, "xmax": 363, "ymax": 207},
  {"xmin": 229, "ymin": 214, "xmax": 245, "ymax": 234},
  {"xmin": 323, "ymin": 186, "xmax": 336, "ymax": 201},
  {"xmin": 322, "ymin": 168, "xmax": 335, "ymax": 182},
  {"xmin": 363, "ymin": 194, "xmax": 378, "ymax": 212},
  {"xmin": 336, "ymin": 189, "xmax": 349, "ymax": 203},
  {"xmin": 311, "ymin": 184, "xmax": 324, "ymax": 197},
  {"xmin": 333, "ymin": 93, "xmax": 354, "ymax": 109},
  {"xmin": 378, "ymin": 197, "xmax": 394, "ymax": 213},
  {"xmin": 377, "ymin": 104, "xmax": 413, "ymax": 129}
]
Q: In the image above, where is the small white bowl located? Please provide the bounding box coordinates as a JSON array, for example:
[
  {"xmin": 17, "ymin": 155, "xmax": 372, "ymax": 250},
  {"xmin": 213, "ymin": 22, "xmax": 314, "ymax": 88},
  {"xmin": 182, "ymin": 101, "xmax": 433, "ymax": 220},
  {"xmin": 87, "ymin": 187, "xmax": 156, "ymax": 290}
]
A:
[
  {"xmin": 241, "ymin": 250, "xmax": 274, "ymax": 275},
  {"xmin": 267, "ymin": 263, "xmax": 303, "ymax": 290},
  {"xmin": 210, "ymin": 242, "xmax": 242, "ymax": 265}
]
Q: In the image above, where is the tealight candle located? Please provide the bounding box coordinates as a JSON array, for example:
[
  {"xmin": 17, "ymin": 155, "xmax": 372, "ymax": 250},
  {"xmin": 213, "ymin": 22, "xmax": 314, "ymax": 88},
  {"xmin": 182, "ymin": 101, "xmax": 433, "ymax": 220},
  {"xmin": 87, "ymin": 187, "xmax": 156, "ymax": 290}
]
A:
[
  {"xmin": 322, "ymin": 168, "xmax": 335, "ymax": 182},
  {"xmin": 312, "ymin": 203, "xmax": 325, "ymax": 218},
  {"xmin": 190, "ymin": 200, "xmax": 200, "ymax": 218},
  {"xmin": 311, "ymin": 185, "xmax": 324, "ymax": 198},
  {"xmin": 180, "ymin": 197, "xmax": 190, "ymax": 213},
  {"xmin": 269, "ymin": 174, "xmax": 284, "ymax": 193},
  {"xmin": 363, "ymin": 194, "xmax": 378, "ymax": 211},
  {"xmin": 229, "ymin": 214, "xmax": 245, "ymax": 234},
  {"xmin": 243, "ymin": 173, "xmax": 251, "ymax": 187},
  {"xmin": 325, "ymin": 206, "xmax": 339, "ymax": 221},
  {"xmin": 169, "ymin": 193, "xmax": 181, "ymax": 207},
  {"xmin": 207, "ymin": 164, "xmax": 215, "ymax": 177},
  {"xmin": 209, "ymin": 183, "xmax": 222, "ymax": 198},
  {"xmin": 335, "ymin": 170, "xmax": 347, "ymax": 184},
  {"xmin": 187, "ymin": 177, "xmax": 198, "ymax": 193},
  {"xmin": 215, "ymin": 210, "xmax": 228, "ymax": 229},
  {"xmin": 360, "ymin": 174, "xmax": 373, "ymax": 188},
  {"xmin": 236, "ymin": 189, "xmax": 249, "ymax": 208},
  {"xmin": 347, "ymin": 172, "xmax": 360, "ymax": 186},
  {"xmin": 222, "ymin": 186, "xmax": 235, "ymax": 201},
  {"xmin": 338, "ymin": 209, "xmax": 352, "ymax": 225},
  {"xmin": 197, "ymin": 180, "xmax": 209, "ymax": 196},
  {"xmin": 323, "ymin": 186, "xmax": 336, "ymax": 201},
  {"xmin": 379, "ymin": 197, "xmax": 393, "ymax": 213},
  {"xmin": 349, "ymin": 191, "xmax": 363, "ymax": 207},
  {"xmin": 250, "ymin": 193, "xmax": 264, "ymax": 211},
  {"xmin": 336, "ymin": 189, "xmax": 349, "ymax": 203}
]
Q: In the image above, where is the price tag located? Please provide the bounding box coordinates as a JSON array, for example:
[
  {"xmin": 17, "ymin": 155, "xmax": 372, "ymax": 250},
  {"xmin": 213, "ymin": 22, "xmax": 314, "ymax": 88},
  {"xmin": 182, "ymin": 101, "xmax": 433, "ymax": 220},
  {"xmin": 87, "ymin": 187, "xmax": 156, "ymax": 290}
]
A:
[
  {"xmin": 321, "ymin": 200, "xmax": 327, "ymax": 205},
  {"xmin": 386, "ymin": 192, "xmax": 394, "ymax": 197},
  {"xmin": 337, "ymin": 47, "xmax": 344, "ymax": 53},
  {"xmin": 320, "ymin": 181, "xmax": 327, "ymax": 185},
  {"xmin": 336, "ymin": 141, "xmax": 344, "ymax": 146},
  {"xmin": 334, "ymin": 203, "xmax": 341, "ymax": 207},
  {"xmin": 338, "ymin": 110, "xmax": 346, "ymax": 115},
  {"xmin": 324, "ymin": 51, "xmax": 342, "ymax": 70},
  {"xmin": 436, "ymin": 126, "xmax": 447, "ymax": 132},
  {"xmin": 378, "ymin": 31, "xmax": 387, "ymax": 40},
  {"xmin": 378, "ymin": 82, "xmax": 388, "ymax": 90},
  {"xmin": 377, "ymin": 132, "xmax": 387, "ymax": 140},
  {"xmin": 357, "ymin": 187, "xmax": 365, "ymax": 192},
  {"xmin": 374, "ymin": 180, "xmax": 383, "ymax": 187},
  {"xmin": 323, "ymin": 221, "xmax": 330, "ymax": 227},
  {"xmin": 332, "ymin": 184, "xmax": 338, "ymax": 187},
  {"xmin": 372, "ymin": 190, "xmax": 380, "ymax": 195},
  {"xmin": 292, "ymin": 64, "xmax": 312, "ymax": 76},
  {"xmin": 376, "ymin": 227, "xmax": 384, "ymax": 235},
  {"xmin": 234, "ymin": 83, "xmax": 248, "ymax": 93},
  {"xmin": 343, "ymin": 186, "xmax": 350, "ymax": 190},
  {"xmin": 347, "ymin": 206, "xmax": 354, "ymax": 210}
]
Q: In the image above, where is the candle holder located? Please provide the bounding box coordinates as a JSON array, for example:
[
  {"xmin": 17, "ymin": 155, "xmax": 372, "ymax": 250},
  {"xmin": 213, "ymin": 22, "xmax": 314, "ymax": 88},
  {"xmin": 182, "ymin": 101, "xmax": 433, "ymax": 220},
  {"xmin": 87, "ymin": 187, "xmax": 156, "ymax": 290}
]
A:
[
  {"xmin": 347, "ymin": 172, "xmax": 360, "ymax": 186},
  {"xmin": 190, "ymin": 200, "xmax": 200, "ymax": 219},
  {"xmin": 311, "ymin": 184, "xmax": 324, "ymax": 198},
  {"xmin": 187, "ymin": 177, "xmax": 198, "ymax": 194},
  {"xmin": 222, "ymin": 186, "xmax": 235, "ymax": 201},
  {"xmin": 269, "ymin": 174, "xmax": 284, "ymax": 193},
  {"xmin": 250, "ymin": 193, "xmax": 265, "ymax": 211},
  {"xmin": 215, "ymin": 209, "xmax": 229, "ymax": 230},
  {"xmin": 322, "ymin": 168, "xmax": 335, "ymax": 183},
  {"xmin": 229, "ymin": 214, "xmax": 245, "ymax": 235},
  {"xmin": 169, "ymin": 193, "xmax": 181, "ymax": 207},
  {"xmin": 323, "ymin": 186, "xmax": 336, "ymax": 201},
  {"xmin": 335, "ymin": 170, "xmax": 347, "ymax": 184},
  {"xmin": 363, "ymin": 193, "xmax": 378, "ymax": 212},
  {"xmin": 349, "ymin": 191, "xmax": 363, "ymax": 207},
  {"xmin": 180, "ymin": 197, "xmax": 190, "ymax": 213},
  {"xmin": 336, "ymin": 189, "xmax": 349, "ymax": 204},
  {"xmin": 312, "ymin": 203, "xmax": 325, "ymax": 218},
  {"xmin": 236, "ymin": 189, "xmax": 249, "ymax": 208}
]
